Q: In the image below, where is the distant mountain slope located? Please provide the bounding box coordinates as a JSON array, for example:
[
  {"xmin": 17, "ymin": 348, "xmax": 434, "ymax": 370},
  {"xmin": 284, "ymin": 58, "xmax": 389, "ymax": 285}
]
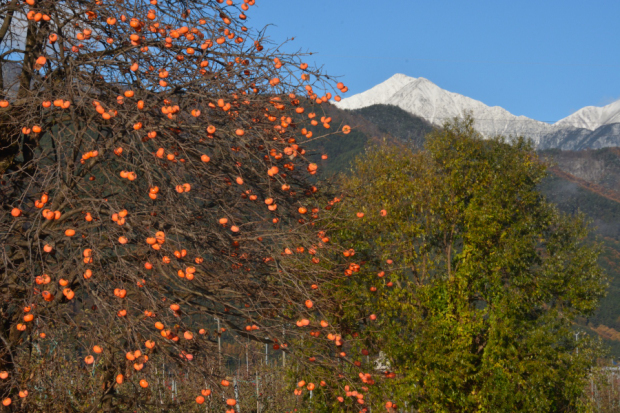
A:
[
  {"xmin": 538, "ymin": 123, "xmax": 620, "ymax": 150},
  {"xmin": 538, "ymin": 167, "xmax": 620, "ymax": 355},
  {"xmin": 539, "ymin": 161, "xmax": 620, "ymax": 241},
  {"xmin": 351, "ymin": 104, "xmax": 434, "ymax": 148},
  {"xmin": 303, "ymin": 103, "xmax": 434, "ymax": 175},
  {"xmin": 335, "ymin": 74, "xmax": 620, "ymax": 150},
  {"xmin": 335, "ymin": 74, "xmax": 554, "ymax": 143},
  {"xmin": 540, "ymin": 148, "xmax": 620, "ymax": 198},
  {"xmin": 556, "ymin": 100, "xmax": 620, "ymax": 130}
]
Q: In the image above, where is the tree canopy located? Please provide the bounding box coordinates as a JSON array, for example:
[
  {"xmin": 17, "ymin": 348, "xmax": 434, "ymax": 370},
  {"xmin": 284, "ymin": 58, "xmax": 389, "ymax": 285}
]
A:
[
  {"xmin": 0, "ymin": 0, "xmax": 355, "ymax": 410},
  {"xmin": 322, "ymin": 117, "xmax": 608, "ymax": 412}
]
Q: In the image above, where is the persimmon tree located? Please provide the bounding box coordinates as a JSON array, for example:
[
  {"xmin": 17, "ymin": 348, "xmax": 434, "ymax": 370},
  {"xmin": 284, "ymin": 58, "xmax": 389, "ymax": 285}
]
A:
[
  {"xmin": 0, "ymin": 0, "xmax": 357, "ymax": 411},
  {"xmin": 311, "ymin": 118, "xmax": 608, "ymax": 412}
]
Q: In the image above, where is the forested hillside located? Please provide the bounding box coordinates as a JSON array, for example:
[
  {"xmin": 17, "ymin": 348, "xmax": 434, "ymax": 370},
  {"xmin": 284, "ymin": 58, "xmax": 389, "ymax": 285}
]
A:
[{"xmin": 538, "ymin": 161, "xmax": 620, "ymax": 356}]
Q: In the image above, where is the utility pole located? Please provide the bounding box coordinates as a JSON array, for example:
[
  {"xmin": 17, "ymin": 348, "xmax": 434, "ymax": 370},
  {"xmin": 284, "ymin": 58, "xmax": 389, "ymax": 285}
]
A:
[
  {"xmin": 234, "ymin": 377, "xmax": 241, "ymax": 413},
  {"xmin": 217, "ymin": 317, "xmax": 222, "ymax": 368},
  {"xmin": 575, "ymin": 331, "xmax": 580, "ymax": 355},
  {"xmin": 256, "ymin": 371, "xmax": 260, "ymax": 413}
]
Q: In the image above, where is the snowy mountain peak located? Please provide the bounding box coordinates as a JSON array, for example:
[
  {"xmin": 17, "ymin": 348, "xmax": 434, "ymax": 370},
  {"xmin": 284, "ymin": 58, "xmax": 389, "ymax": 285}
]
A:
[
  {"xmin": 390, "ymin": 73, "xmax": 414, "ymax": 81},
  {"xmin": 334, "ymin": 74, "xmax": 554, "ymax": 143},
  {"xmin": 555, "ymin": 99, "xmax": 620, "ymax": 131},
  {"xmin": 334, "ymin": 73, "xmax": 416, "ymax": 110}
]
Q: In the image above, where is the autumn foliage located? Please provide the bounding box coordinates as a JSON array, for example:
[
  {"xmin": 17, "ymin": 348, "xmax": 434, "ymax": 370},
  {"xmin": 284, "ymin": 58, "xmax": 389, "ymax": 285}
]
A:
[
  {"xmin": 0, "ymin": 0, "xmax": 355, "ymax": 410},
  {"xmin": 1, "ymin": 0, "xmax": 611, "ymax": 410}
]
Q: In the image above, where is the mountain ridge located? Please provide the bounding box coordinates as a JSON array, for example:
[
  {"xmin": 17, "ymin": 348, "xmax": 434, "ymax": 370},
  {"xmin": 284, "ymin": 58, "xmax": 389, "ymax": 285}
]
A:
[
  {"xmin": 334, "ymin": 74, "xmax": 620, "ymax": 149},
  {"xmin": 557, "ymin": 100, "xmax": 620, "ymax": 130}
]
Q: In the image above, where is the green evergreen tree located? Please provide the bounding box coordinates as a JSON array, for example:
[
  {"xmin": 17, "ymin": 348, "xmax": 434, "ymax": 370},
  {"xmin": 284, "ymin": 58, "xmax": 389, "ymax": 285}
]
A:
[{"xmin": 328, "ymin": 117, "xmax": 608, "ymax": 412}]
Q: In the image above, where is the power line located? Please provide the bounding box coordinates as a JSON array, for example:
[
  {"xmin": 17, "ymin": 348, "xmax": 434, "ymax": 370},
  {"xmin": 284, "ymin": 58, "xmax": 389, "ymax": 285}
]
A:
[
  {"xmin": 337, "ymin": 106, "xmax": 568, "ymax": 124},
  {"xmin": 317, "ymin": 54, "xmax": 620, "ymax": 68},
  {"xmin": 351, "ymin": 113, "xmax": 562, "ymax": 124}
]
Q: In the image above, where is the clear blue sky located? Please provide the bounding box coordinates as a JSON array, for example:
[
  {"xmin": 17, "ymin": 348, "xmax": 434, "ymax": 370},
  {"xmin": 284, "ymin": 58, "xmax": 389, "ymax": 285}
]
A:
[{"xmin": 248, "ymin": 0, "xmax": 620, "ymax": 123}]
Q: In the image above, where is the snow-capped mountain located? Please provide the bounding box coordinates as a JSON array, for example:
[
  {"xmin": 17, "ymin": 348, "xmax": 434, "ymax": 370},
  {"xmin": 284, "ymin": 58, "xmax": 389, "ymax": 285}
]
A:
[
  {"xmin": 555, "ymin": 100, "xmax": 620, "ymax": 130},
  {"xmin": 334, "ymin": 74, "xmax": 620, "ymax": 149},
  {"xmin": 537, "ymin": 123, "xmax": 620, "ymax": 150},
  {"xmin": 336, "ymin": 73, "xmax": 415, "ymax": 110}
]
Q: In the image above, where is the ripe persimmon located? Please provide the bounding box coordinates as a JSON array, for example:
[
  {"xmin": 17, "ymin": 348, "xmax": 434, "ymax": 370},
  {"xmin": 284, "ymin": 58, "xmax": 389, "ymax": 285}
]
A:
[{"xmin": 0, "ymin": 0, "xmax": 369, "ymax": 403}]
